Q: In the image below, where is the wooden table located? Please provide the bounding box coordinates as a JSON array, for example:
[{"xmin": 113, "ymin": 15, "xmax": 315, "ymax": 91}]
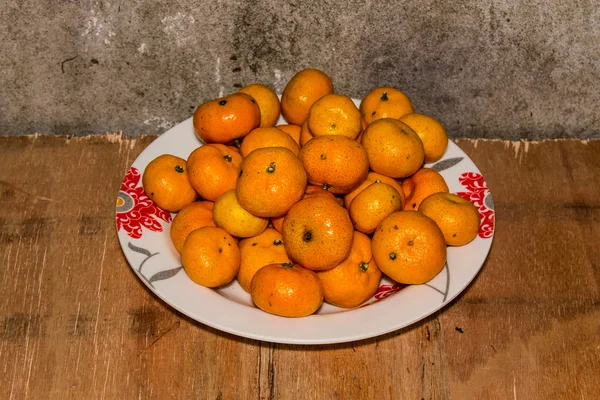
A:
[{"xmin": 1, "ymin": 135, "xmax": 598, "ymax": 399}]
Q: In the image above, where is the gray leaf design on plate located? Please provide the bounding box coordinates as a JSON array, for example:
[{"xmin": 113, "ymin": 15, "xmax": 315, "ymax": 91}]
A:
[
  {"xmin": 423, "ymin": 262, "xmax": 450, "ymax": 302},
  {"xmin": 128, "ymin": 242, "xmax": 153, "ymax": 257},
  {"xmin": 148, "ymin": 267, "xmax": 183, "ymax": 286},
  {"xmin": 485, "ymin": 192, "xmax": 494, "ymax": 210},
  {"xmin": 431, "ymin": 157, "xmax": 464, "ymax": 172},
  {"xmin": 443, "ymin": 262, "xmax": 450, "ymax": 302}
]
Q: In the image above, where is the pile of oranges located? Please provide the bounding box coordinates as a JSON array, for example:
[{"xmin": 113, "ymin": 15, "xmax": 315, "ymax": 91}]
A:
[{"xmin": 142, "ymin": 68, "xmax": 481, "ymax": 318}]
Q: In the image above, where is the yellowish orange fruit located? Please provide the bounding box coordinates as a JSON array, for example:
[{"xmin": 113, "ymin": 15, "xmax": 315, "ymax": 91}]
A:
[
  {"xmin": 187, "ymin": 144, "xmax": 242, "ymax": 202},
  {"xmin": 344, "ymin": 171, "xmax": 404, "ymax": 210},
  {"xmin": 170, "ymin": 201, "xmax": 216, "ymax": 254},
  {"xmin": 401, "ymin": 167, "xmax": 449, "ymax": 211},
  {"xmin": 359, "ymin": 87, "xmax": 414, "ymax": 124},
  {"xmin": 299, "ymin": 119, "xmax": 315, "ymax": 147},
  {"xmin": 251, "ymin": 263, "xmax": 324, "ymax": 317},
  {"xmin": 276, "ymin": 124, "xmax": 302, "ymax": 145},
  {"xmin": 307, "ymin": 94, "xmax": 362, "ymax": 139},
  {"xmin": 213, "ymin": 189, "xmax": 269, "ymax": 238},
  {"xmin": 181, "ymin": 226, "xmax": 240, "ymax": 287},
  {"xmin": 239, "ymin": 84, "xmax": 281, "ymax": 128},
  {"xmin": 142, "ymin": 154, "xmax": 198, "ymax": 212},
  {"xmin": 281, "ymin": 68, "xmax": 334, "ymax": 125},
  {"xmin": 317, "ymin": 232, "xmax": 382, "ymax": 308},
  {"xmin": 349, "ymin": 182, "xmax": 403, "ymax": 234},
  {"xmin": 240, "ymin": 127, "xmax": 300, "ymax": 157},
  {"xmin": 282, "ymin": 196, "xmax": 354, "ymax": 271},
  {"xmin": 236, "ymin": 147, "xmax": 307, "ymax": 217},
  {"xmin": 237, "ymin": 228, "xmax": 291, "ymax": 292},
  {"xmin": 372, "ymin": 211, "xmax": 446, "ymax": 285},
  {"xmin": 299, "ymin": 135, "xmax": 369, "ymax": 194},
  {"xmin": 361, "ymin": 118, "xmax": 424, "ymax": 178},
  {"xmin": 193, "ymin": 92, "xmax": 260, "ymax": 143},
  {"xmin": 419, "ymin": 192, "xmax": 481, "ymax": 246},
  {"xmin": 399, "ymin": 113, "xmax": 448, "ymax": 163}
]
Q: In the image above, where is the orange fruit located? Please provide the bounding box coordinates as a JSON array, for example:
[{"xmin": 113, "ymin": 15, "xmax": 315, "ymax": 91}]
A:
[
  {"xmin": 281, "ymin": 68, "xmax": 334, "ymax": 125},
  {"xmin": 227, "ymin": 144, "xmax": 241, "ymax": 154},
  {"xmin": 307, "ymin": 94, "xmax": 361, "ymax": 139},
  {"xmin": 303, "ymin": 184, "xmax": 339, "ymax": 201},
  {"xmin": 361, "ymin": 118, "xmax": 368, "ymax": 131},
  {"xmin": 170, "ymin": 201, "xmax": 216, "ymax": 253},
  {"xmin": 356, "ymin": 118, "xmax": 368, "ymax": 143},
  {"xmin": 193, "ymin": 92, "xmax": 260, "ymax": 144},
  {"xmin": 237, "ymin": 228, "xmax": 291, "ymax": 292},
  {"xmin": 317, "ymin": 232, "xmax": 382, "ymax": 308},
  {"xmin": 307, "ymin": 184, "xmax": 345, "ymax": 206},
  {"xmin": 299, "ymin": 119, "xmax": 315, "ymax": 147},
  {"xmin": 270, "ymin": 215, "xmax": 285, "ymax": 234},
  {"xmin": 240, "ymin": 127, "xmax": 300, "ymax": 157},
  {"xmin": 372, "ymin": 211, "xmax": 446, "ymax": 285},
  {"xmin": 250, "ymin": 262, "xmax": 324, "ymax": 317},
  {"xmin": 142, "ymin": 154, "xmax": 198, "ymax": 212},
  {"xmin": 270, "ymin": 184, "xmax": 337, "ymax": 233},
  {"xmin": 361, "ymin": 118, "xmax": 424, "ymax": 178},
  {"xmin": 276, "ymin": 124, "xmax": 302, "ymax": 145},
  {"xmin": 282, "ymin": 196, "xmax": 354, "ymax": 271},
  {"xmin": 299, "ymin": 135, "xmax": 369, "ymax": 194},
  {"xmin": 181, "ymin": 226, "xmax": 240, "ymax": 287},
  {"xmin": 213, "ymin": 189, "xmax": 269, "ymax": 238},
  {"xmin": 236, "ymin": 147, "xmax": 307, "ymax": 217},
  {"xmin": 344, "ymin": 171, "xmax": 404, "ymax": 209},
  {"xmin": 239, "ymin": 84, "xmax": 281, "ymax": 128},
  {"xmin": 187, "ymin": 144, "xmax": 243, "ymax": 202},
  {"xmin": 419, "ymin": 193, "xmax": 481, "ymax": 246},
  {"xmin": 401, "ymin": 167, "xmax": 449, "ymax": 211},
  {"xmin": 349, "ymin": 182, "xmax": 404, "ymax": 234},
  {"xmin": 359, "ymin": 87, "xmax": 414, "ymax": 124},
  {"xmin": 399, "ymin": 113, "xmax": 448, "ymax": 163}
]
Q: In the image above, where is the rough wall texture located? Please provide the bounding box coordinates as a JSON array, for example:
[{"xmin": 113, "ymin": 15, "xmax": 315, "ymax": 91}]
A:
[{"xmin": 1, "ymin": 0, "xmax": 599, "ymax": 139}]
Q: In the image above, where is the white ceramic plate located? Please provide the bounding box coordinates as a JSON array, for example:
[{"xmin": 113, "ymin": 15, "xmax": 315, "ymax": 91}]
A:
[{"xmin": 115, "ymin": 101, "xmax": 495, "ymax": 345}]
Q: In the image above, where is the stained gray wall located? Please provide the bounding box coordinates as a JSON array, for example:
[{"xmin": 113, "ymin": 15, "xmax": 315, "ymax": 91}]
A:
[{"xmin": 1, "ymin": 0, "xmax": 599, "ymax": 139}]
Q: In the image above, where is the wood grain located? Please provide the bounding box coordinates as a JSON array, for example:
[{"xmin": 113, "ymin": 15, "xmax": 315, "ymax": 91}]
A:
[{"xmin": 0, "ymin": 135, "xmax": 598, "ymax": 399}]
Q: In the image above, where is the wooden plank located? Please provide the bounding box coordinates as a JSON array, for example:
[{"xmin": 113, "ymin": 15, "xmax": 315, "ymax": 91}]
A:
[
  {"xmin": 429, "ymin": 139, "xmax": 600, "ymax": 398},
  {"xmin": 0, "ymin": 135, "xmax": 260, "ymax": 400},
  {"xmin": 0, "ymin": 136, "xmax": 599, "ymax": 399}
]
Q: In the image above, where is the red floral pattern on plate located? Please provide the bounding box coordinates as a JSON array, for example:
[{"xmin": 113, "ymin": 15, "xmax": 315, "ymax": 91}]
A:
[
  {"xmin": 373, "ymin": 283, "xmax": 406, "ymax": 301},
  {"xmin": 456, "ymin": 172, "xmax": 495, "ymax": 239},
  {"xmin": 359, "ymin": 283, "xmax": 406, "ymax": 308},
  {"xmin": 116, "ymin": 167, "xmax": 172, "ymax": 239}
]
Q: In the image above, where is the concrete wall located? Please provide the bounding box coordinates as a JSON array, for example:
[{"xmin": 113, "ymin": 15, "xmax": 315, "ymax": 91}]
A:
[{"xmin": 1, "ymin": 0, "xmax": 599, "ymax": 139}]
